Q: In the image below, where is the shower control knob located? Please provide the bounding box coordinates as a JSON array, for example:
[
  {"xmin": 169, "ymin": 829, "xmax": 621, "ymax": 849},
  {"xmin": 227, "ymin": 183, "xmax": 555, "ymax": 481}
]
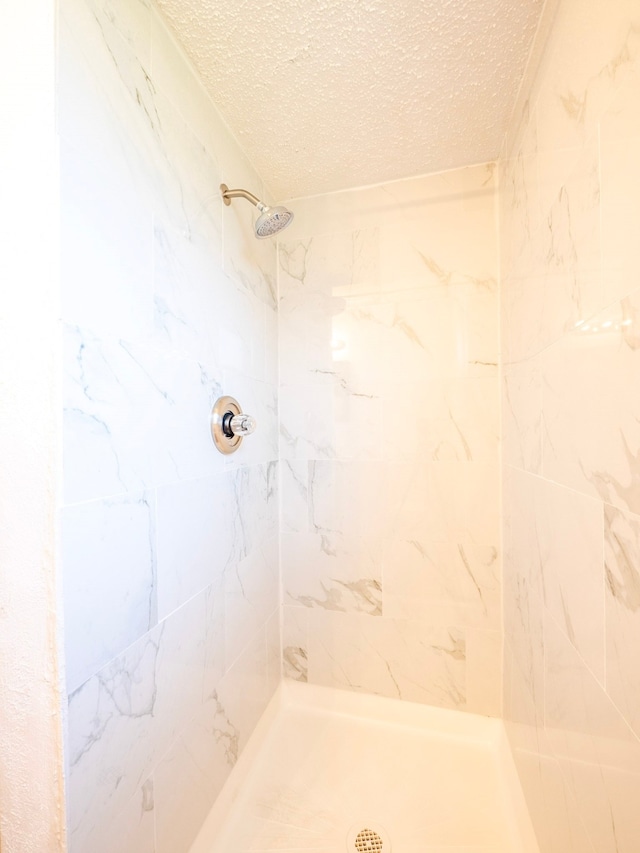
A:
[
  {"xmin": 224, "ymin": 413, "xmax": 257, "ymax": 438},
  {"xmin": 211, "ymin": 396, "xmax": 257, "ymax": 454}
]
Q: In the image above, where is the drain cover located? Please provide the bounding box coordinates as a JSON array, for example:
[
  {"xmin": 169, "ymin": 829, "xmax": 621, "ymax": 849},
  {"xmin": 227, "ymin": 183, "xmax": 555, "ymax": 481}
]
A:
[
  {"xmin": 347, "ymin": 822, "xmax": 391, "ymax": 852},
  {"xmin": 354, "ymin": 828, "xmax": 383, "ymax": 851}
]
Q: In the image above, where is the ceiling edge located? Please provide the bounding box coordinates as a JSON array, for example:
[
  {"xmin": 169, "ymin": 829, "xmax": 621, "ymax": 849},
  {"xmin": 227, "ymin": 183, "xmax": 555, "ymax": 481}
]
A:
[{"xmin": 281, "ymin": 157, "xmax": 499, "ymax": 205}]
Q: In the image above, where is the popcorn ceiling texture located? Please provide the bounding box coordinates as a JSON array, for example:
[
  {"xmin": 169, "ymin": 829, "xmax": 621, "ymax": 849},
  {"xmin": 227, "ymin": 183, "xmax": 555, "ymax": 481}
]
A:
[{"xmin": 154, "ymin": 0, "xmax": 544, "ymax": 199}]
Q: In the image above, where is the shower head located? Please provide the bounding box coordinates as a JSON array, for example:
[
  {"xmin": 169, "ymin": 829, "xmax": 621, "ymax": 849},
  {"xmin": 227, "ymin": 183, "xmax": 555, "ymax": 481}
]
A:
[
  {"xmin": 255, "ymin": 206, "xmax": 293, "ymax": 238},
  {"xmin": 220, "ymin": 184, "xmax": 294, "ymax": 239}
]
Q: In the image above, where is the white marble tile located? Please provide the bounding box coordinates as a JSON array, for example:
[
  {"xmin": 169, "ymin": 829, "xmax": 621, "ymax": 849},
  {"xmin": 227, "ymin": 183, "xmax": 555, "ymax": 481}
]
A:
[
  {"xmin": 68, "ymin": 627, "xmax": 163, "ymax": 851},
  {"xmin": 155, "ymin": 592, "xmax": 208, "ymax": 744},
  {"xmin": 153, "ymin": 695, "xmax": 237, "ymax": 853},
  {"xmin": 604, "ymin": 503, "xmax": 640, "ymax": 740},
  {"xmin": 375, "ymin": 193, "xmax": 497, "ymax": 293},
  {"xmin": 504, "ymin": 653, "xmax": 595, "ymax": 853},
  {"xmin": 225, "ymin": 539, "xmax": 279, "ymax": 669},
  {"xmin": 500, "ymin": 127, "xmax": 603, "ymax": 363},
  {"xmin": 280, "ymin": 223, "xmax": 498, "ymax": 395},
  {"xmin": 154, "ymin": 742, "xmax": 216, "ymax": 853},
  {"xmin": 544, "ymin": 615, "xmax": 640, "ymax": 853},
  {"xmin": 282, "ymin": 606, "xmax": 308, "ymax": 683},
  {"xmin": 265, "ymin": 607, "xmax": 281, "ymax": 696},
  {"xmin": 499, "ymin": 127, "xmax": 540, "ymax": 283},
  {"xmin": 60, "ymin": 137, "xmax": 155, "ymax": 344},
  {"xmin": 63, "ymin": 324, "xmax": 224, "ymax": 503},
  {"xmin": 307, "ymin": 460, "xmax": 390, "ymax": 542},
  {"xmin": 60, "ymin": 0, "xmax": 222, "ymax": 259},
  {"xmin": 597, "ymin": 21, "xmax": 640, "ymax": 149},
  {"xmin": 503, "ymin": 655, "xmax": 547, "ymax": 840},
  {"xmin": 203, "ymin": 579, "xmax": 226, "ymax": 702},
  {"xmin": 536, "ymin": 140, "xmax": 603, "ymax": 335},
  {"xmin": 83, "ymin": 0, "xmax": 151, "ymax": 65},
  {"xmin": 466, "ymin": 629, "xmax": 502, "ymax": 717},
  {"xmin": 150, "ymin": 90, "xmax": 224, "ymax": 256},
  {"xmin": 382, "ymin": 540, "xmax": 500, "ymax": 630},
  {"xmin": 151, "ymin": 219, "xmax": 224, "ymax": 364},
  {"xmin": 502, "ymin": 360, "xmax": 542, "ymax": 473},
  {"xmin": 503, "ymin": 641, "xmax": 540, "ymax": 731},
  {"xmin": 62, "ymin": 0, "xmax": 228, "ymax": 271},
  {"xmin": 156, "ymin": 475, "xmax": 230, "ymax": 621},
  {"xmin": 188, "ymin": 690, "xmax": 241, "ymax": 786},
  {"xmin": 379, "ymin": 284, "xmax": 499, "ymax": 382},
  {"xmin": 541, "ymin": 291, "xmax": 640, "ymax": 516},
  {"xmin": 67, "ymin": 591, "xmax": 207, "ymax": 852},
  {"xmin": 502, "ymin": 272, "xmax": 547, "ymax": 364},
  {"xmin": 62, "ymin": 492, "xmax": 157, "ymax": 693},
  {"xmin": 216, "ymin": 286, "xmax": 266, "ymax": 382},
  {"xmin": 502, "ymin": 140, "xmax": 603, "ymax": 361},
  {"xmin": 600, "ymin": 131, "xmax": 640, "ymax": 305},
  {"xmin": 535, "ymin": 0, "xmax": 640, "ymax": 154},
  {"xmin": 282, "ymin": 532, "xmax": 382, "ymax": 616},
  {"xmin": 279, "ymin": 229, "xmax": 380, "ymax": 298},
  {"xmin": 279, "ymin": 460, "xmax": 309, "ymax": 534},
  {"xmin": 502, "ymin": 467, "xmax": 545, "ymax": 719},
  {"xmin": 214, "ymin": 629, "xmax": 270, "ymax": 755},
  {"xmin": 382, "ymin": 376, "xmax": 500, "ymax": 463},
  {"xmin": 263, "ymin": 304, "xmax": 279, "ymax": 387},
  {"xmin": 534, "ymin": 478, "xmax": 605, "ymax": 683},
  {"xmin": 281, "ymin": 284, "xmax": 498, "ymax": 389},
  {"xmin": 70, "ymin": 780, "xmax": 155, "ymax": 853},
  {"xmin": 536, "ymin": 140, "xmax": 592, "ymax": 224},
  {"xmin": 279, "ymin": 381, "xmax": 384, "ymax": 462},
  {"xmin": 58, "ymin": 0, "xmax": 156, "ymax": 168},
  {"xmin": 156, "ymin": 464, "xmax": 277, "ymax": 621},
  {"xmin": 278, "ymin": 284, "xmax": 384, "ymax": 390},
  {"xmin": 307, "ymin": 611, "xmax": 466, "ymax": 709},
  {"xmin": 387, "ymin": 462, "xmax": 500, "ymax": 546},
  {"xmin": 231, "ymin": 461, "xmax": 279, "ymax": 548}
]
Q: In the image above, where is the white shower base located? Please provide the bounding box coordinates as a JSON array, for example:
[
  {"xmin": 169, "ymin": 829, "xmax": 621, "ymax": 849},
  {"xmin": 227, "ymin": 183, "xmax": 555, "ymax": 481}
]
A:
[{"xmin": 190, "ymin": 682, "xmax": 539, "ymax": 853}]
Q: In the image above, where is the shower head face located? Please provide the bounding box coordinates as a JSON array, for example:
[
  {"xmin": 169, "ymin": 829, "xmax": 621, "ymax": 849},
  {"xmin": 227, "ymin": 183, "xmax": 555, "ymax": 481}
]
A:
[{"xmin": 254, "ymin": 205, "xmax": 294, "ymax": 239}]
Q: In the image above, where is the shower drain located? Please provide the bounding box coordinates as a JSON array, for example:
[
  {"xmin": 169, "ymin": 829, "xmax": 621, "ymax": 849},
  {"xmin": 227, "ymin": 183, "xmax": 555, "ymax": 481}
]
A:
[
  {"xmin": 347, "ymin": 822, "xmax": 391, "ymax": 852},
  {"xmin": 354, "ymin": 828, "xmax": 383, "ymax": 851}
]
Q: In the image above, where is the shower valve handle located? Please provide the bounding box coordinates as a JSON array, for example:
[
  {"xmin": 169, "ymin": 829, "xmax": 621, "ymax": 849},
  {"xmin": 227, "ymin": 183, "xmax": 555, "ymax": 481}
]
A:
[
  {"xmin": 224, "ymin": 412, "xmax": 257, "ymax": 438},
  {"xmin": 211, "ymin": 396, "xmax": 257, "ymax": 455}
]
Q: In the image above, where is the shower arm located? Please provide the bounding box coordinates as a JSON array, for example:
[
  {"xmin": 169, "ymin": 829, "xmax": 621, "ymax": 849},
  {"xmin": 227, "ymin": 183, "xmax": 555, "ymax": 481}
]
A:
[
  {"xmin": 219, "ymin": 182, "xmax": 294, "ymax": 238},
  {"xmin": 221, "ymin": 185, "xmax": 266, "ymax": 211}
]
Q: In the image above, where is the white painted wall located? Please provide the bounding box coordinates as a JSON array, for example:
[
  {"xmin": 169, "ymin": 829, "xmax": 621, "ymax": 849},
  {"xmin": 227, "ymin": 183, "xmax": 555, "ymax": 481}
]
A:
[{"xmin": 0, "ymin": 1, "xmax": 67, "ymax": 851}]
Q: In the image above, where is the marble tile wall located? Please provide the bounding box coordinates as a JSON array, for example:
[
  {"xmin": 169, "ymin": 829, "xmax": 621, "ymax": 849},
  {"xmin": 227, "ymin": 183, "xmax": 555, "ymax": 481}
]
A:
[
  {"xmin": 500, "ymin": 0, "xmax": 640, "ymax": 850},
  {"xmin": 58, "ymin": 0, "xmax": 279, "ymax": 850},
  {"xmin": 279, "ymin": 165, "xmax": 502, "ymax": 716}
]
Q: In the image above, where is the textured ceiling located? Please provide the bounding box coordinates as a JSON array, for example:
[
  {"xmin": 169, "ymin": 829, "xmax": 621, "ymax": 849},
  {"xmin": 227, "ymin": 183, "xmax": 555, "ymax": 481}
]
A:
[{"xmin": 155, "ymin": 0, "xmax": 545, "ymax": 199}]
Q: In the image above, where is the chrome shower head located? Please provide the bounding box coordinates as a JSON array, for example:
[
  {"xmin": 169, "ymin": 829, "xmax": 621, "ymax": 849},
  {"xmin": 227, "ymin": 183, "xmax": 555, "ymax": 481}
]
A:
[
  {"xmin": 255, "ymin": 206, "xmax": 293, "ymax": 238},
  {"xmin": 220, "ymin": 184, "xmax": 294, "ymax": 239}
]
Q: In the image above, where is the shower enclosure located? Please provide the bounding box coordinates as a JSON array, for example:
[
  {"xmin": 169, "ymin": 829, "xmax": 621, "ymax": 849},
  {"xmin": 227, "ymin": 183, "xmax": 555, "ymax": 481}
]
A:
[{"xmin": 1, "ymin": 0, "xmax": 639, "ymax": 851}]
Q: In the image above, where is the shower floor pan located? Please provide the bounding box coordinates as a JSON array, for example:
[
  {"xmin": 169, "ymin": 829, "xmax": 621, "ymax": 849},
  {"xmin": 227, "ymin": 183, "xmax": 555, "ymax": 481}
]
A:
[{"xmin": 190, "ymin": 682, "xmax": 539, "ymax": 853}]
